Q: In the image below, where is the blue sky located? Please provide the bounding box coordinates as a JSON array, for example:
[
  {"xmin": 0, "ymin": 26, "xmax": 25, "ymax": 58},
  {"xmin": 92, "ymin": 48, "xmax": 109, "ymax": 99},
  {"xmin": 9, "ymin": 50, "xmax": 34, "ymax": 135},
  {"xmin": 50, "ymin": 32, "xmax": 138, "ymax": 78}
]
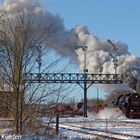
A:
[
  {"xmin": 1, "ymin": 0, "xmax": 140, "ymax": 100},
  {"xmin": 44, "ymin": 0, "xmax": 140, "ymax": 56},
  {"xmin": 42, "ymin": 0, "xmax": 140, "ymax": 99}
]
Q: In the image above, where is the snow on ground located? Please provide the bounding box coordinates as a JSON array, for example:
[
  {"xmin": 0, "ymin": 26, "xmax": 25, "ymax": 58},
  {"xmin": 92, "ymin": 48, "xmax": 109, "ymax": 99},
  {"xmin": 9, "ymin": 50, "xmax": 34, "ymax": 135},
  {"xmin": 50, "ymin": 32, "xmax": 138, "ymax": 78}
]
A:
[
  {"xmin": 56, "ymin": 116, "xmax": 140, "ymax": 138},
  {"xmin": 51, "ymin": 108, "xmax": 140, "ymax": 140},
  {"xmin": 1, "ymin": 108, "xmax": 140, "ymax": 139}
]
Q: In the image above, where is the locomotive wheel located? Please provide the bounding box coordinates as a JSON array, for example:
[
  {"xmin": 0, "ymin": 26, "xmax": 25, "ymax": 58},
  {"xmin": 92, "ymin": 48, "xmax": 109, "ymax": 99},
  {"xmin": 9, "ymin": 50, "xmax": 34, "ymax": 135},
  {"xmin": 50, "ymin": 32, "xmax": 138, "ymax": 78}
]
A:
[
  {"xmin": 129, "ymin": 110, "xmax": 135, "ymax": 119},
  {"xmin": 124, "ymin": 110, "xmax": 130, "ymax": 118},
  {"xmin": 129, "ymin": 113, "xmax": 134, "ymax": 119}
]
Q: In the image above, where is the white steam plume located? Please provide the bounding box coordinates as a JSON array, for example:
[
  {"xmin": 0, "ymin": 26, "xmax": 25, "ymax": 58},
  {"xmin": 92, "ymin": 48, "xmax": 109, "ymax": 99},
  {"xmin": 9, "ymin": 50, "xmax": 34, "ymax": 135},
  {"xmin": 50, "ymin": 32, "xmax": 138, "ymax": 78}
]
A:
[
  {"xmin": 2, "ymin": 0, "xmax": 140, "ymax": 92},
  {"xmin": 88, "ymin": 107, "xmax": 126, "ymax": 119}
]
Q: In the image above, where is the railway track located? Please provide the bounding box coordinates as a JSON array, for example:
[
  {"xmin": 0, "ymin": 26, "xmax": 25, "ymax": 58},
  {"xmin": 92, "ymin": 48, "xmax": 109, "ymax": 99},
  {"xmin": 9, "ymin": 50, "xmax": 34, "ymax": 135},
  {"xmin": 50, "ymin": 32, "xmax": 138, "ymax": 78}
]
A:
[
  {"xmin": 1, "ymin": 118, "xmax": 140, "ymax": 139},
  {"xmin": 60, "ymin": 119, "xmax": 140, "ymax": 128},
  {"xmin": 60, "ymin": 123, "xmax": 140, "ymax": 140}
]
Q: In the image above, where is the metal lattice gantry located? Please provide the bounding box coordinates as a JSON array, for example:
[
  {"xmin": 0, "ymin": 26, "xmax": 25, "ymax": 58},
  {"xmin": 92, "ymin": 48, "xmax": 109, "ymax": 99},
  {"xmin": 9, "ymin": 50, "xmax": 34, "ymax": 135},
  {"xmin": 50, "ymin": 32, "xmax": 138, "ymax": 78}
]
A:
[
  {"xmin": 23, "ymin": 73, "xmax": 123, "ymax": 84},
  {"xmin": 23, "ymin": 73, "xmax": 123, "ymax": 117}
]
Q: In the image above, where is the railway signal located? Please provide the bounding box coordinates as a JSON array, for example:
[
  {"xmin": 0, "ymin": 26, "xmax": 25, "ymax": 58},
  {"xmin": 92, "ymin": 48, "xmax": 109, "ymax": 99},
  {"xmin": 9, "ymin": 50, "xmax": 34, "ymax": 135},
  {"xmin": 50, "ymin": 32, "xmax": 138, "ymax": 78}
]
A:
[
  {"xmin": 23, "ymin": 73, "xmax": 123, "ymax": 117},
  {"xmin": 23, "ymin": 44, "xmax": 124, "ymax": 117}
]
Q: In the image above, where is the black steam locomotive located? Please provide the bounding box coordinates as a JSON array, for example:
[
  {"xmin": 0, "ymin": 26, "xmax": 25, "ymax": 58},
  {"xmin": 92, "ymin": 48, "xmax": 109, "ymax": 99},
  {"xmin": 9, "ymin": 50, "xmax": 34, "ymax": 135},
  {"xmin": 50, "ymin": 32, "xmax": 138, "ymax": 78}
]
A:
[{"xmin": 112, "ymin": 92, "xmax": 140, "ymax": 118}]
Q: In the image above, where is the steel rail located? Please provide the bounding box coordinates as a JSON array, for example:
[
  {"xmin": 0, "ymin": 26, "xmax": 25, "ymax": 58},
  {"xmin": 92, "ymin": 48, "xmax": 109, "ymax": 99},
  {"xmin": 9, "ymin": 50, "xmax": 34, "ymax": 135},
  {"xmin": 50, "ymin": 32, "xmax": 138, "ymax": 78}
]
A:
[{"xmin": 60, "ymin": 123, "xmax": 140, "ymax": 140}]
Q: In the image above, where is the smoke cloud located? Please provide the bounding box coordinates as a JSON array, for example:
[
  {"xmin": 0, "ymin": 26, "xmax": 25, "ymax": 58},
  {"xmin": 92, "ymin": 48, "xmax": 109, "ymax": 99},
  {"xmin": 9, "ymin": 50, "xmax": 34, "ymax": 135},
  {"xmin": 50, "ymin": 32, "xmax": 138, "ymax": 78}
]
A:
[{"xmin": 1, "ymin": 0, "xmax": 140, "ymax": 92}]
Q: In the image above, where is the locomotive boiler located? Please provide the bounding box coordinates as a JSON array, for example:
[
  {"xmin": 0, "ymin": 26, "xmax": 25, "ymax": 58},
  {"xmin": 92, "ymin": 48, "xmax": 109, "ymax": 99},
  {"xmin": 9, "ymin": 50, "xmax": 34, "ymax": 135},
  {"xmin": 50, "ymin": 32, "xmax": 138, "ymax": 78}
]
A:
[{"xmin": 112, "ymin": 92, "xmax": 140, "ymax": 118}]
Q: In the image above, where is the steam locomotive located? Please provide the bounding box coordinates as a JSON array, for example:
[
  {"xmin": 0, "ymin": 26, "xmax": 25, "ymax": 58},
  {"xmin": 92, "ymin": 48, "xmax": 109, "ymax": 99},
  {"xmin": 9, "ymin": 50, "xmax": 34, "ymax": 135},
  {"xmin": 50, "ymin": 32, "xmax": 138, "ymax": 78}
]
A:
[{"xmin": 112, "ymin": 92, "xmax": 140, "ymax": 118}]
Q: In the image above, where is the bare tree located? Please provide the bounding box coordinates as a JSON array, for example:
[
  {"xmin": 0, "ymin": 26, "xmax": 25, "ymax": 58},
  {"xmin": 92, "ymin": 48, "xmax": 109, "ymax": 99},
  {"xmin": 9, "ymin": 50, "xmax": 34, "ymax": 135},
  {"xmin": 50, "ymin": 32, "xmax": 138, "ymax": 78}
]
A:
[{"xmin": 0, "ymin": 10, "xmax": 75, "ymax": 135}]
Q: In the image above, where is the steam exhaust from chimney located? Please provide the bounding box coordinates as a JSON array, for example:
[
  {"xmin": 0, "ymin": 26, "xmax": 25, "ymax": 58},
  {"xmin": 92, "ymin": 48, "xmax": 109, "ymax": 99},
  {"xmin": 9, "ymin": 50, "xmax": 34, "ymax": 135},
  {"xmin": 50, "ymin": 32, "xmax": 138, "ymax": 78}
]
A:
[{"xmin": 1, "ymin": 0, "xmax": 140, "ymax": 92}]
